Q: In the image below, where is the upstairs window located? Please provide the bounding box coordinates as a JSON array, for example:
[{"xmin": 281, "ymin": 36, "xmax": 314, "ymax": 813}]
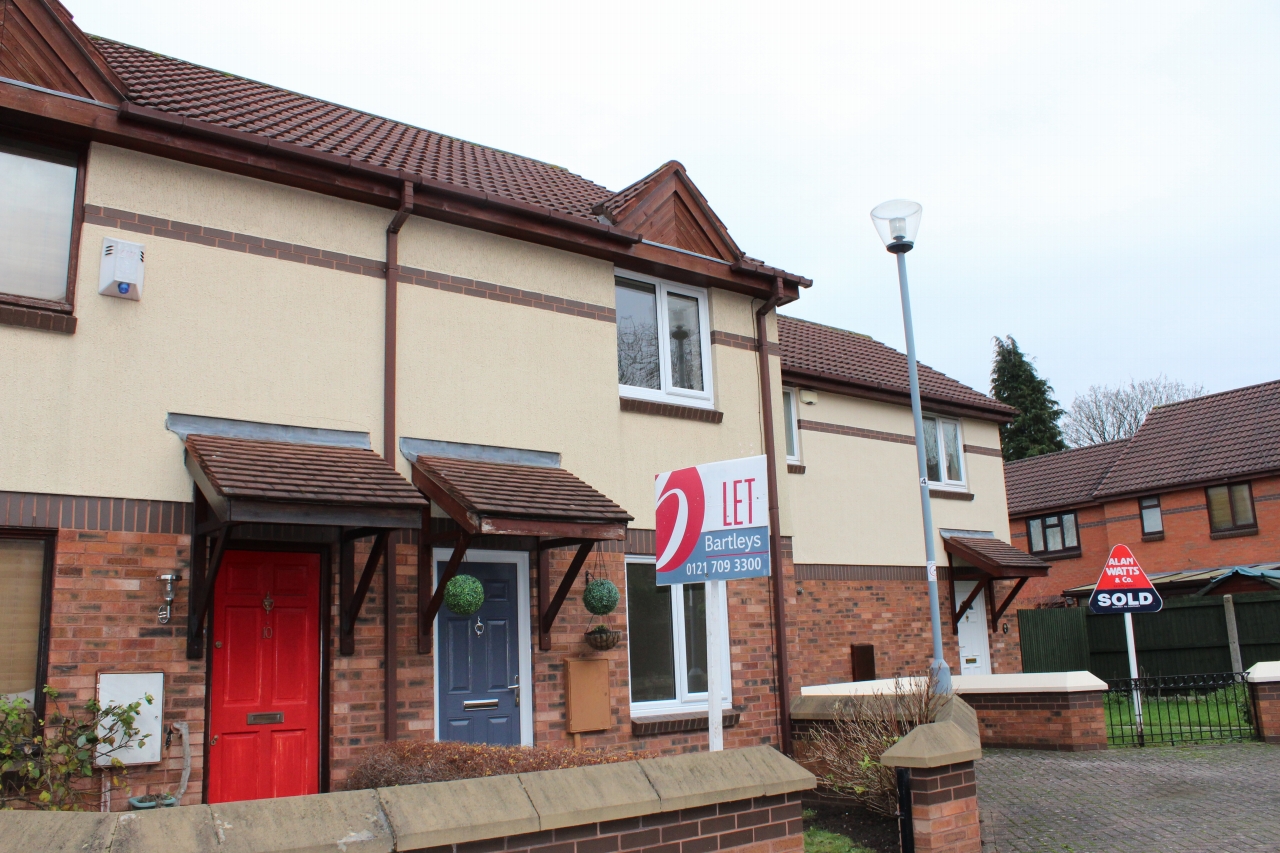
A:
[
  {"xmin": 923, "ymin": 415, "xmax": 965, "ymax": 487},
  {"xmin": 1140, "ymin": 496, "xmax": 1163, "ymax": 535},
  {"xmin": 616, "ymin": 275, "xmax": 713, "ymax": 408},
  {"xmin": 1206, "ymin": 483, "xmax": 1256, "ymax": 534},
  {"xmin": 0, "ymin": 138, "xmax": 80, "ymax": 308},
  {"xmin": 1027, "ymin": 512, "xmax": 1080, "ymax": 556},
  {"xmin": 782, "ymin": 388, "xmax": 800, "ymax": 464}
]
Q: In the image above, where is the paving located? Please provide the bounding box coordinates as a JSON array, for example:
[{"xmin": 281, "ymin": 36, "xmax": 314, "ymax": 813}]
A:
[{"xmin": 976, "ymin": 744, "xmax": 1280, "ymax": 852}]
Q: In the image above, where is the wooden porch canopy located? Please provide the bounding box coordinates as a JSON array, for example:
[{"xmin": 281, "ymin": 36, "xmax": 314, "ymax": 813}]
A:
[
  {"xmin": 409, "ymin": 454, "xmax": 632, "ymax": 652},
  {"xmin": 942, "ymin": 535, "xmax": 1050, "ymax": 634},
  {"xmin": 183, "ymin": 433, "xmax": 427, "ymax": 659}
]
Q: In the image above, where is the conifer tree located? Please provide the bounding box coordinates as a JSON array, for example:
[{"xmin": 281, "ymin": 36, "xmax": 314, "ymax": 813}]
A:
[{"xmin": 990, "ymin": 336, "xmax": 1066, "ymax": 461}]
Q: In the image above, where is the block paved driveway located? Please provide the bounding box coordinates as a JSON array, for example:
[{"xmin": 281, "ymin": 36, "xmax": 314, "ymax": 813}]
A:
[{"xmin": 976, "ymin": 744, "xmax": 1280, "ymax": 852}]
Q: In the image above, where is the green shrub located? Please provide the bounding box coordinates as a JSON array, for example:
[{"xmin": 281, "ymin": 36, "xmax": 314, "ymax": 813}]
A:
[
  {"xmin": 444, "ymin": 574, "xmax": 485, "ymax": 616},
  {"xmin": 582, "ymin": 578, "xmax": 619, "ymax": 616},
  {"xmin": 346, "ymin": 741, "xmax": 654, "ymax": 790}
]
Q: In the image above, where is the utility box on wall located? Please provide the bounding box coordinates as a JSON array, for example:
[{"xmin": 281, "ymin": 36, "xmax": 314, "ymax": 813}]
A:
[
  {"xmin": 94, "ymin": 671, "xmax": 164, "ymax": 766},
  {"xmin": 564, "ymin": 657, "xmax": 610, "ymax": 733},
  {"xmin": 98, "ymin": 237, "xmax": 145, "ymax": 300}
]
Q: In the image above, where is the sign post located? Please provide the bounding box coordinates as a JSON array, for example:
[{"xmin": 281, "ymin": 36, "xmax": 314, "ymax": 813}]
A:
[
  {"xmin": 655, "ymin": 455, "xmax": 771, "ymax": 751},
  {"xmin": 1087, "ymin": 544, "xmax": 1162, "ymax": 744}
]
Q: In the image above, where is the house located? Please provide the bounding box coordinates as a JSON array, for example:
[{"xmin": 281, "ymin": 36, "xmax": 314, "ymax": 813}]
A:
[
  {"xmin": 776, "ymin": 318, "xmax": 1047, "ymax": 680},
  {"xmin": 0, "ymin": 0, "xmax": 1034, "ymax": 809},
  {"xmin": 1005, "ymin": 379, "xmax": 1280, "ymax": 604}
]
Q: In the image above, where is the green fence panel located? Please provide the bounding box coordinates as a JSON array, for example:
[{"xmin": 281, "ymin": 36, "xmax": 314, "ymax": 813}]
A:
[
  {"xmin": 1017, "ymin": 608, "xmax": 1089, "ymax": 672},
  {"xmin": 1230, "ymin": 592, "xmax": 1280, "ymax": 670}
]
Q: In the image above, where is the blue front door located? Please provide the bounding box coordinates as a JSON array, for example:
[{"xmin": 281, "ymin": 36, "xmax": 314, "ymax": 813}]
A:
[{"xmin": 438, "ymin": 560, "xmax": 521, "ymax": 744}]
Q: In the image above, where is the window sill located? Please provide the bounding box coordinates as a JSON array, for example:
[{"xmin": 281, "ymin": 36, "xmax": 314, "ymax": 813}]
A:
[
  {"xmin": 1033, "ymin": 550, "xmax": 1083, "ymax": 562},
  {"xmin": 620, "ymin": 397, "xmax": 724, "ymax": 424},
  {"xmin": 0, "ymin": 303, "xmax": 76, "ymax": 334},
  {"xmin": 1141, "ymin": 532, "xmax": 1165, "ymax": 542},
  {"xmin": 929, "ymin": 489, "xmax": 974, "ymax": 501},
  {"xmin": 787, "ymin": 463, "xmax": 806, "ymax": 474},
  {"xmin": 630, "ymin": 708, "xmax": 741, "ymax": 737},
  {"xmin": 1210, "ymin": 527, "xmax": 1259, "ymax": 540}
]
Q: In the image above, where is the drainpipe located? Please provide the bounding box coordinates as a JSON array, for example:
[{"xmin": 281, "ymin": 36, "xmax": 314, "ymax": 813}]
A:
[
  {"xmin": 756, "ymin": 274, "xmax": 792, "ymax": 754},
  {"xmin": 385, "ymin": 181, "xmax": 413, "ymax": 743}
]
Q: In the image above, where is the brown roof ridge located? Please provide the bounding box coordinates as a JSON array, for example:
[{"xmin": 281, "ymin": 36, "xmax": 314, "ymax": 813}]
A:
[
  {"xmin": 87, "ymin": 34, "xmax": 603, "ymax": 189},
  {"xmin": 778, "ymin": 314, "xmax": 873, "ymax": 340},
  {"xmin": 1004, "ymin": 438, "xmax": 1131, "ymax": 470},
  {"xmin": 1146, "ymin": 378, "xmax": 1280, "ymax": 412}
]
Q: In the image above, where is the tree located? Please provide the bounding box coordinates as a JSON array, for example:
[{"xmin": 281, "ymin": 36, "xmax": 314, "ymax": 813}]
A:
[
  {"xmin": 1061, "ymin": 377, "xmax": 1204, "ymax": 447},
  {"xmin": 990, "ymin": 336, "xmax": 1066, "ymax": 461}
]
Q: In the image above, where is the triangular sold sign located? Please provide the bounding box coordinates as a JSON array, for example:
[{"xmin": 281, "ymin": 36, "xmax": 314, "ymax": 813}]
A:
[{"xmin": 1088, "ymin": 544, "xmax": 1164, "ymax": 614}]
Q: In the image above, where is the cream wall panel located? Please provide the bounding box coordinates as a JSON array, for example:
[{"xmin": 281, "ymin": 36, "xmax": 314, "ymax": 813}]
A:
[
  {"xmin": 0, "ymin": 223, "xmax": 383, "ymax": 502},
  {"xmin": 85, "ymin": 144, "xmax": 389, "ymax": 260},
  {"xmin": 708, "ymin": 289, "xmax": 759, "ymax": 338}
]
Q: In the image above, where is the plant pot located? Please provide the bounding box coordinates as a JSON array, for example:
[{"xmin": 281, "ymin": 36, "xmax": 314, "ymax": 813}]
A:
[{"xmin": 584, "ymin": 629, "xmax": 621, "ymax": 651}]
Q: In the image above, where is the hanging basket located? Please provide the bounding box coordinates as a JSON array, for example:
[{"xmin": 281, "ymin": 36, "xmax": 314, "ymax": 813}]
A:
[
  {"xmin": 443, "ymin": 574, "xmax": 485, "ymax": 617},
  {"xmin": 584, "ymin": 626, "xmax": 622, "ymax": 651},
  {"xmin": 582, "ymin": 577, "xmax": 620, "ymax": 616}
]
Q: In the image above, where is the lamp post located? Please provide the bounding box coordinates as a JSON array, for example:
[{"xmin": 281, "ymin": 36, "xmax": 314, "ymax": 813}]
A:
[{"xmin": 870, "ymin": 199, "xmax": 952, "ymax": 694}]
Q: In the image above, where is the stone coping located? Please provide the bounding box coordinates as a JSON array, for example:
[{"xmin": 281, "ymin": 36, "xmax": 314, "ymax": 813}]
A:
[
  {"xmin": 880, "ymin": 696, "xmax": 983, "ymax": 770},
  {"xmin": 799, "ymin": 671, "xmax": 1107, "ymax": 697},
  {"xmin": 0, "ymin": 746, "xmax": 814, "ymax": 853},
  {"xmin": 1247, "ymin": 660, "xmax": 1280, "ymax": 683}
]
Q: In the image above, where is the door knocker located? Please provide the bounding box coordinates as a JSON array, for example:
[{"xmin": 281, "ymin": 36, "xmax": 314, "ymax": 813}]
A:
[
  {"xmin": 473, "ymin": 616, "xmax": 484, "ymax": 637},
  {"xmin": 262, "ymin": 595, "xmax": 274, "ymax": 612}
]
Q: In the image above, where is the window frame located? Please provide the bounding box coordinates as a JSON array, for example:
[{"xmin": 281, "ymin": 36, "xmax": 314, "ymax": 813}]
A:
[
  {"xmin": 1139, "ymin": 495, "xmax": 1164, "ymax": 536},
  {"xmin": 1024, "ymin": 511, "xmax": 1081, "ymax": 557},
  {"xmin": 624, "ymin": 556, "xmax": 732, "ymax": 717},
  {"xmin": 0, "ymin": 133, "xmax": 88, "ymax": 315},
  {"xmin": 782, "ymin": 387, "xmax": 801, "ymax": 465},
  {"xmin": 1205, "ymin": 482, "xmax": 1257, "ymax": 534},
  {"xmin": 0, "ymin": 529, "xmax": 56, "ymax": 721},
  {"xmin": 615, "ymin": 272, "xmax": 715, "ymax": 410},
  {"xmin": 922, "ymin": 414, "xmax": 966, "ymax": 489}
]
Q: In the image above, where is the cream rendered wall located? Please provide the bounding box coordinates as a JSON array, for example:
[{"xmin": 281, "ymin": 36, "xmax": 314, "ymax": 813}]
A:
[
  {"xmin": 1, "ymin": 143, "xmax": 789, "ymax": 524},
  {"xmin": 785, "ymin": 391, "xmax": 1009, "ymax": 565}
]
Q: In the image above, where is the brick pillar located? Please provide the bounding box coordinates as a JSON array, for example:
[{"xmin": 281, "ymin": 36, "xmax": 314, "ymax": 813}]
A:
[
  {"xmin": 907, "ymin": 761, "xmax": 981, "ymax": 853},
  {"xmin": 1252, "ymin": 681, "xmax": 1280, "ymax": 744}
]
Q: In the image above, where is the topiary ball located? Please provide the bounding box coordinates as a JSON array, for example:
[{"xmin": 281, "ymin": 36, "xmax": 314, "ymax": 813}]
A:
[
  {"xmin": 444, "ymin": 574, "xmax": 485, "ymax": 616},
  {"xmin": 582, "ymin": 578, "xmax": 619, "ymax": 616}
]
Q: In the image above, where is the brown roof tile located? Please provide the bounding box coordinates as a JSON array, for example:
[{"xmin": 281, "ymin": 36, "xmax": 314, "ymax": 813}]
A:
[
  {"xmin": 186, "ymin": 434, "xmax": 425, "ymax": 508},
  {"xmin": 1094, "ymin": 379, "xmax": 1280, "ymax": 497},
  {"xmin": 945, "ymin": 536, "xmax": 1050, "ymax": 577},
  {"xmin": 412, "ymin": 456, "xmax": 632, "ymax": 526},
  {"xmin": 1003, "ymin": 440, "xmax": 1129, "ymax": 517},
  {"xmin": 777, "ymin": 316, "xmax": 1015, "ymax": 419}
]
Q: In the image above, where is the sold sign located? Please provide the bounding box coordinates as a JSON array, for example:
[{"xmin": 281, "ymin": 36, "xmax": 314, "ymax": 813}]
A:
[{"xmin": 1088, "ymin": 544, "xmax": 1163, "ymax": 614}]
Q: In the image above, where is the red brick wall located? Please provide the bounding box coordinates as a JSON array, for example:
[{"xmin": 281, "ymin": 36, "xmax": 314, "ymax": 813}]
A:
[
  {"xmin": 1252, "ymin": 682, "xmax": 1280, "ymax": 744},
  {"xmin": 960, "ymin": 691, "xmax": 1107, "ymax": 751},
  {"xmin": 1010, "ymin": 474, "xmax": 1280, "ymax": 608},
  {"xmin": 908, "ymin": 761, "xmax": 980, "ymax": 853}
]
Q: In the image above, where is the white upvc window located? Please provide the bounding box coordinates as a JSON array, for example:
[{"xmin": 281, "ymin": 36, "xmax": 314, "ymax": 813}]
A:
[
  {"xmin": 923, "ymin": 415, "xmax": 966, "ymax": 488},
  {"xmin": 625, "ymin": 558, "xmax": 731, "ymax": 715},
  {"xmin": 782, "ymin": 388, "xmax": 801, "ymax": 464},
  {"xmin": 615, "ymin": 273, "xmax": 714, "ymax": 409}
]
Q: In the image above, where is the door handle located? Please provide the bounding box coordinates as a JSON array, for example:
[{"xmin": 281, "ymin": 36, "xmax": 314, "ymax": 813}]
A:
[
  {"xmin": 507, "ymin": 675, "xmax": 519, "ymax": 706},
  {"xmin": 210, "ymin": 735, "xmax": 219, "ymax": 746}
]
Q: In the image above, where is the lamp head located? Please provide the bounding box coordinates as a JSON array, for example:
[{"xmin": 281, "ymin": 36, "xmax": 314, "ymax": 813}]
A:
[{"xmin": 870, "ymin": 200, "xmax": 922, "ymax": 253}]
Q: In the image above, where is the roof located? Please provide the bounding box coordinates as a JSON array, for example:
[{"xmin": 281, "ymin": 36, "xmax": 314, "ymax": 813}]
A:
[
  {"xmin": 1004, "ymin": 440, "xmax": 1129, "ymax": 517},
  {"xmin": 944, "ymin": 536, "xmax": 1050, "ymax": 578},
  {"xmin": 90, "ymin": 38, "xmax": 615, "ymax": 223},
  {"xmin": 1063, "ymin": 563, "xmax": 1280, "ymax": 597},
  {"xmin": 186, "ymin": 434, "xmax": 425, "ymax": 507},
  {"xmin": 1094, "ymin": 380, "xmax": 1280, "ymax": 498},
  {"xmin": 411, "ymin": 455, "xmax": 631, "ymax": 539},
  {"xmin": 777, "ymin": 316, "xmax": 1015, "ymax": 421}
]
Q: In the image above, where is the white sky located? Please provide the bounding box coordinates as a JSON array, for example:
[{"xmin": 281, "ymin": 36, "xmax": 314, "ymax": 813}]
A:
[{"xmin": 68, "ymin": 1, "xmax": 1280, "ymax": 404}]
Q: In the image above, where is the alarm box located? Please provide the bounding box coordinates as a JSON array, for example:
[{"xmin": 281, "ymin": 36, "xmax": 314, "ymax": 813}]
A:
[{"xmin": 99, "ymin": 237, "xmax": 145, "ymax": 300}]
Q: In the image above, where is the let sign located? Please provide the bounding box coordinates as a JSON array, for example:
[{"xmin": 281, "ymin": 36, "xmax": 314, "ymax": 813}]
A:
[
  {"xmin": 654, "ymin": 455, "xmax": 771, "ymax": 585},
  {"xmin": 1088, "ymin": 544, "xmax": 1163, "ymax": 614}
]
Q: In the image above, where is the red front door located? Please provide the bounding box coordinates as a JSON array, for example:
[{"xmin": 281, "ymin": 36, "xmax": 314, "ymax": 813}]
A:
[{"xmin": 208, "ymin": 550, "xmax": 321, "ymax": 803}]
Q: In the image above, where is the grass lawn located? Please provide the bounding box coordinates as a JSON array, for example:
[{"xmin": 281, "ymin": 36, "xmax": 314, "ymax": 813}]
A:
[
  {"xmin": 803, "ymin": 827, "xmax": 877, "ymax": 853},
  {"xmin": 1104, "ymin": 684, "xmax": 1255, "ymax": 744}
]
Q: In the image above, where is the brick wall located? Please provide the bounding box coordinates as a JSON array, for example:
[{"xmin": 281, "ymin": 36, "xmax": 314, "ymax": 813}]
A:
[
  {"xmin": 1252, "ymin": 682, "xmax": 1280, "ymax": 744},
  {"xmin": 907, "ymin": 762, "xmax": 980, "ymax": 853},
  {"xmin": 960, "ymin": 691, "xmax": 1107, "ymax": 751},
  {"xmin": 1012, "ymin": 475, "xmax": 1280, "ymax": 606}
]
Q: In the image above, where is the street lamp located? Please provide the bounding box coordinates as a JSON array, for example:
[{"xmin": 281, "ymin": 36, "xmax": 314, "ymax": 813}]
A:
[{"xmin": 870, "ymin": 199, "xmax": 952, "ymax": 694}]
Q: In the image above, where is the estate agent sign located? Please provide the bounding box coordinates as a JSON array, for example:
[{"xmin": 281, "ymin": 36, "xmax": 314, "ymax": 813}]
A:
[
  {"xmin": 654, "ymin": 454, "xmax": 771, "ymax": 585},
  {"xmin": 1087, "ymin": 544, "xmax": 1163, "ymax": 615}
]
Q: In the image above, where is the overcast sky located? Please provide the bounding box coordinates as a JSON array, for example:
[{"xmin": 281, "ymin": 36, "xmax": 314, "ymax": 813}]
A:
[{"xmin": 70, "ymin": 1, "xmax": 1280, "ymax": 404}]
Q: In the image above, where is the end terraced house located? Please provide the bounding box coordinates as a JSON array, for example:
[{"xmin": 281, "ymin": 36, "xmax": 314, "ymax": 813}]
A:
[{"xmin": 0, "ymin": 0, "xmax": 1040, "ymax": 806}]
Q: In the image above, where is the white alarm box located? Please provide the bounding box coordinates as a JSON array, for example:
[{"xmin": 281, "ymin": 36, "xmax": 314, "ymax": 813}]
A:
[{"xmin": 99, "ymin": 237, "xmax": 145, "ymax": 300}]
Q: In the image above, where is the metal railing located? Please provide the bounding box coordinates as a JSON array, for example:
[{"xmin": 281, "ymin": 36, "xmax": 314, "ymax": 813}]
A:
[{"xmin": 1104, "ymin": 671, "xmax": 1257, "ymax": 746}]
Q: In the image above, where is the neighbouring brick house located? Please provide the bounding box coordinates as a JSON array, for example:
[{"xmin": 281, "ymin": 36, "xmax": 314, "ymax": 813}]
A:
[
  {"xmin": 1005, "ymin": 379, "xmax": 1280, "ymax": 605},
  {"xmin": 0, "ymin": 0, "xmax": 1034, "ymax": 812}
]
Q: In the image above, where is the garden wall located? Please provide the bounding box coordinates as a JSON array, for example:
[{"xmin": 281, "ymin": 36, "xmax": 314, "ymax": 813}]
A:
[{"xmin": 0, "ymin": 746, "xmax": 815, "ymax": 853}]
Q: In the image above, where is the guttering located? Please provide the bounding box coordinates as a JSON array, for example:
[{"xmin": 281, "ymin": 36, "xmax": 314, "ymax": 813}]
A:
[
  {"xmin": 384, "ymin": 180, "xmax": 413, "ymax": 744},
  {"xmin": 756, "ymin": 274, "xmax": 793, "ymax": 754}
]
